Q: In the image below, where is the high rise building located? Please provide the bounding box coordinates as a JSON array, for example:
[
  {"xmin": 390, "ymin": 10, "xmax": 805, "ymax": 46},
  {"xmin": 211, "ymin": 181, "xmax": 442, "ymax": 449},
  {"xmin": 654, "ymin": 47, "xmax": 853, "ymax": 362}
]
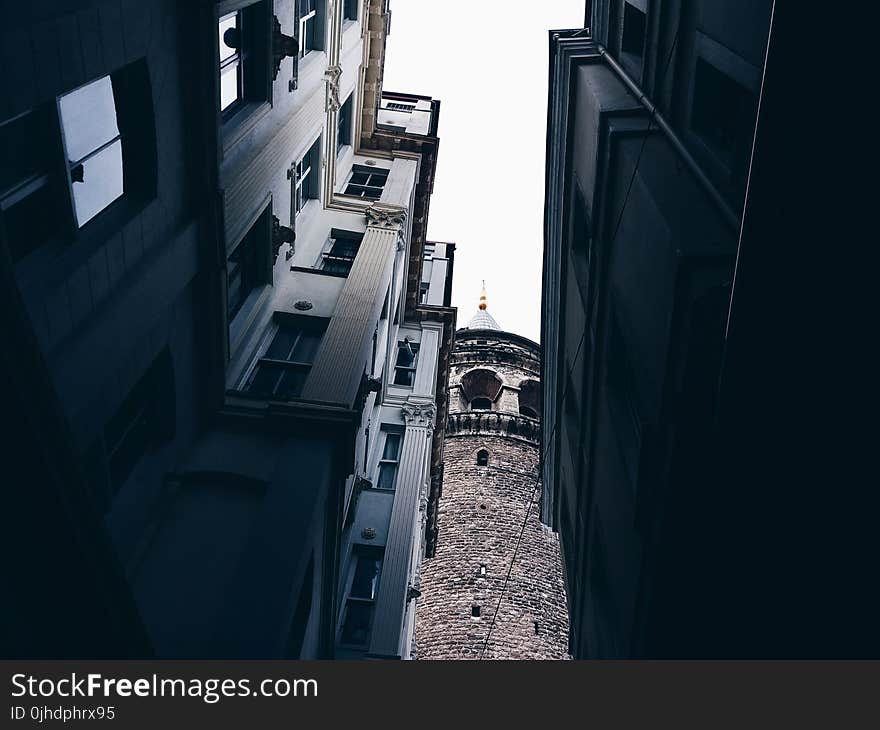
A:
[
  {"xmin": 540, "ymin": 1, "xmax": 773, "ymax": 657},
  {"xmin": 415, "ymin": 290, "xmax": 569, "ymax": 659},
  {"xmin": 2, "ymin": 0, "xmax": 454, "ymax": 659}
]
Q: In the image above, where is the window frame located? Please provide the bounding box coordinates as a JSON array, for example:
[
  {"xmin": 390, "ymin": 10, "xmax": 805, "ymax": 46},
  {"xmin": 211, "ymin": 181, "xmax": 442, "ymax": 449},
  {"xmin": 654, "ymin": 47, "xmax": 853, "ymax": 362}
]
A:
[
  {"xmin": 317, "ymin": 228, "xmax": 363, "ymax": 276},
  {"xmin": 226, "ymin": 204, "xmax": 273, "ymax": 324},
  {"xmin": 0, "ymin": 61, "xmax": 157, "ymax": 265},
  {"xmin": 336, "ymin": 95, "xmax": 353, "ymax": 154},
  {"xmin": 343, "ymin": 164, "xmax": 389, "ymax": 200},
  {"xmin": 375, "ymin": 428, "xmax": 403, "ymax": 490},
  {"xmin": 239, "ymin": 314, "xmax": 328, "ymax": 401},
  {"xmin": 298, "ymin": 0, "xmax": 323, "ymax": 58},
  {"xmin": 217, "ymin": 0, "xmax": 272, "ymax": 133},
  {"xmin": 291, "ymin": 136, "xmax": 322, "ymax": 224},
  {"xmin": 338, "ymin": 547, "xmax": 384, "ymax": 650},
  {"xmin": 392, "ymin": 340, "xmax": 420, "ymax": 388}
]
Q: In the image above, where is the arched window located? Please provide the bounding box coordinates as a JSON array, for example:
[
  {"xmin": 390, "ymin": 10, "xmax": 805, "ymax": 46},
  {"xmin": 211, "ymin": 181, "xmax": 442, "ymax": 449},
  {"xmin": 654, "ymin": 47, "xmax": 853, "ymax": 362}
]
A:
[
  {"xmin": 476, "ymin": 449, "xmax": 489, "ymax": 466},
  {"xmin": 518, "ymin": 379, "xmax": 541, "ymax": 420},
  {"xmin": 471, "ymin": 397, "xmax": 492, "ymax": 411}
]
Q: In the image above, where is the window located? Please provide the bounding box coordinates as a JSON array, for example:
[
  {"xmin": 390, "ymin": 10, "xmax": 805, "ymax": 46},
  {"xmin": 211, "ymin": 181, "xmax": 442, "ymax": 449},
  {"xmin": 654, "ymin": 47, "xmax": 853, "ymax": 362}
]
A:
[
  {"xmin": 471, "ymin": 397, "xmax": 492, "ymax": 411},
  {"xmin": 339, "ymin": 549, "xmax": 383, "ymax": 648},
  {"xmin": 519, "ymin": 405, "xmax": 539, "ymax": 418},
  {"xmin": 218, "ymin": 11, "xmax": 244, "ymax": 113},
  {"xmin": 476, "ymin": 450, "xmax": 489, "ymax": 467},
  {"xmin": 291, "ymin": 137, "xmax": 321, "ymax": 221},
  {"xmin": 0, "ymin": 61, "xmax": 156, "ymax": 263},
  {"xmin": 620, "ymin": 2, "xmax": 647, "ymax": 71},
  {"xmin": 691, "ymin": 58, "xmax": 757, "ymax": 177},
  {"xmin": 227, "ymin": 208, "xmax": 271, "ymax": 321},
  {"xmin": 337, "ymin": 96, "xmax": 353, "ymax": 153},
  {"xmin": 393, "ymin": 340, "xmax": 419, "ymax": 387},
  {"xmin": 244, "ymin": 317, "xmax": 325, "ymax": 400},
  {"xmin": 319, "ymin": 229, "xmax": 362, "ymax": 275},
  {"xmin": 58, "ymin": 76, "xmax": 124, "ymax": 227},
  {"xmin": 376, "ymin": 431, "xmax": 402, "ymax": 489},
  {"xmin": 298, "ymin": 0, "xmax": 321, "ymax": 58},
  {"xmin": 344, "ymin": 164, "xmax": 389, "ymax": 200},
  {"xmin": 471, "ymin": 604, "xmax": 481, "ymax": 617},
  {"xmin": 217, "ymin": 1, "xmax": 270, "ymax": 118},
  {"xmin": 343, "ymin": 0, "xmax": 358, "ymax": 22},
  {"xmin": 419, "ymin": 281, "xmax": 429, "ymax": 304},
  {"xmin": 0, "ymin": 106, "xmax": 66, "ymax": 262},
  {"xmin": 104, "ymin": 348, "xmax": 175, "ymax": 494}
]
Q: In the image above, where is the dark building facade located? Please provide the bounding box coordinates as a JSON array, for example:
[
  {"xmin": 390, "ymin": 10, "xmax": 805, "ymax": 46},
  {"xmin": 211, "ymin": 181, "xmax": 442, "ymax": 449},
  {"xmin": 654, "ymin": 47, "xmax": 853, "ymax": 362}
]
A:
[
  {"xmin": 415, "ymin": 295, "xmax": 569, "ymax": 659},
  {"xmin": 541, "ymin": 0, "xmax": 773, "ymax": 658},
  {"xmin": 2, "ymin": 0, "xmax": 455, "ymax": 659}
]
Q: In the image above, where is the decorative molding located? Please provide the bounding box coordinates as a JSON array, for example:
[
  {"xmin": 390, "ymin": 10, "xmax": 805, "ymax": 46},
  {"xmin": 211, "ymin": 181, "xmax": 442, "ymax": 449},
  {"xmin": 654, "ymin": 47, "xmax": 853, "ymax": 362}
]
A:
[
  {"xmin": 325, "ymin": 64, "xmax": 343, "ymax": 112},
  {"xmin": 446, "ymin": 411, "xmax": 542, "ymax": 444},
  {"xmin": 361, "ymin": 527, "xmax": 377, "ymax": 540},
  {"xmin": 294, "ymin": 300, "xmax": 313, "ymax": 311},
  {"xmin": 402, "ymin": 402, "xmax": 436, "ymax": 430},
  {"xmin": 365, "ymin": 203, "xmax": 407, "ymax": 232}
]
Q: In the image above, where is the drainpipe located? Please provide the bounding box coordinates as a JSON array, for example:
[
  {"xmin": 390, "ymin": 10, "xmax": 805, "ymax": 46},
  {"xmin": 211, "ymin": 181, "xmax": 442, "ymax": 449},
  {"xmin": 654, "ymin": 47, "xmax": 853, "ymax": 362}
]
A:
[{"xmin": 596, "ymin": 44, "xmax": 741, "ymax": 232}]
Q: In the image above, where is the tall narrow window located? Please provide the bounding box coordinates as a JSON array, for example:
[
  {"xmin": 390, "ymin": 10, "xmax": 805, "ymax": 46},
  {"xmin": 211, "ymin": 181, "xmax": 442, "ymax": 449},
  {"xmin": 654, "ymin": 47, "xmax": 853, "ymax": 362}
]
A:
[
  {"xmin": 245, "ymin": 318, "xmax": 325, "ymax": 400},
  {"xmin": 0, "ymin": 105, "xmax": 65, "ymax": 261},
  {"xmin": 343, "ymin": 0, "xmax": 358, "ymax": 22},
  {"xmin": 339, "ymin": 549, "xmax": 383, "ymax": 648},
  {"xmin": 344, "ymin": 164, "xmax": 389, "ymax": 200},
  {"xmin": 337, "ymin": 96, "xmax": 353, "ymax": 153},
  {"xmin": 291, "ymin": 137, "xmax": 321, "ymax": 222},
  {"xmin": 298, "ymin": 0, "xmax": 319, "ymax": 58},
  {"xmin": 319, "ymin": 230, "xmax": 362, "ymax": 275},
  {"xmin": 217, "ymin": 1, "xmax": 271, "ymax": 120},
  {"xmin": 393, "ymin": 340, "xmax": 419, "ymax": 387},
  {"xmin": 58, "ymin": 76, "xmax": 124, "ymax": 227},
  {"xmin": 419, "ymin": 281, "xmax": 429, "ymax": 304},
  {"xmin": 476, "ymin": 450, "xmax": 489, "ymax": 467},
  {"xmin": 104, "ymin": 348, "xmax": 175, "ymax": 494},
  {"xmin": 227, "ymin": 209, "xmax": 270, "ymax": 321},
  {"xmin": 0, "ymin": 61, "xmax": 155, "ymax": 262},
  {"xmin": 218, "ymin": 10, "xmax": 243, "ymax": 113},
  {"xmin": 376, "ymin": 431, "xmax": 402, "ymax": 489}
]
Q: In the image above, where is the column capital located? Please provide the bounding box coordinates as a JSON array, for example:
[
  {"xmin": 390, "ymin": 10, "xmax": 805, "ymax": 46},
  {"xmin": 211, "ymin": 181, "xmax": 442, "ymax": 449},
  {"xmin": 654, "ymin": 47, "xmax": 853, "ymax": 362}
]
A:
[
  {"xmin": 365, "ymin": 203, "xmax": 407, "ymax": 233},
  {"xmin": 402, "ymin": 401, "xmax": 436, "ymax": 430}
]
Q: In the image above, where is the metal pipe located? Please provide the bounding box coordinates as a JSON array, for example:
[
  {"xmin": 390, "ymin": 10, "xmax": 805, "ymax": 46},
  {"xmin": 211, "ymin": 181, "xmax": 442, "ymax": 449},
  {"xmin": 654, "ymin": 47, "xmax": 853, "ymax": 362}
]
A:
[{"xmin": 597, "ymin": 44, "xmax": 741, "ymax": 231}]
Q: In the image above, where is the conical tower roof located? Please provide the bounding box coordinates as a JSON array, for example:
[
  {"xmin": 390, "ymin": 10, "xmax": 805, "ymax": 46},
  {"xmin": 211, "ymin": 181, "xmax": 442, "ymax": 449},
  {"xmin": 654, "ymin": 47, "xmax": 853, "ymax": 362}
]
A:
[{"xmin": 466, "ymin": 281, "xmax": 501, "ymax": 330}]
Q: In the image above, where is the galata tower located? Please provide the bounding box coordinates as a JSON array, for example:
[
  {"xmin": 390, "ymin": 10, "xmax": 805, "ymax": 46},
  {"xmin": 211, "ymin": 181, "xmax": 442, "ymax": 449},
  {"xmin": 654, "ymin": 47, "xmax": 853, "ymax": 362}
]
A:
[{"xmin": 415, "ymin": 286, "xmax": 569, "ymax": 659}]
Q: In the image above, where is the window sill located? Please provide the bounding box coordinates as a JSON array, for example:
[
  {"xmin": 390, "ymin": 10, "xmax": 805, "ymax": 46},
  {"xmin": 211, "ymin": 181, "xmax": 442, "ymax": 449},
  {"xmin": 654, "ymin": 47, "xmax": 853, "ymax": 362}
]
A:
[{"xmin": 221, "ymin": 100, "xmax": 272, "ymax": 158}]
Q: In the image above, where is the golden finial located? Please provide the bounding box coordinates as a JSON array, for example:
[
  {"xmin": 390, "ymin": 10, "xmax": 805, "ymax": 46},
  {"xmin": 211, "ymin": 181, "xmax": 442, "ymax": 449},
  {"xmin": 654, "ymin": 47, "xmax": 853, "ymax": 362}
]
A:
[{"xmin": 478, "ymin": 280, "xmax": 488, "ymax": 310}]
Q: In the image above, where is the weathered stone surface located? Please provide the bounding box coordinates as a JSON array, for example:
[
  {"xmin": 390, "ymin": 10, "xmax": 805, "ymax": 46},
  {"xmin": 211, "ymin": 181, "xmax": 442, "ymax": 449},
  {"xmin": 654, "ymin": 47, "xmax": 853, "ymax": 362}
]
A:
[{"xmin": 414, "ymin": 329, "xmax": 569, "ymax": 659}]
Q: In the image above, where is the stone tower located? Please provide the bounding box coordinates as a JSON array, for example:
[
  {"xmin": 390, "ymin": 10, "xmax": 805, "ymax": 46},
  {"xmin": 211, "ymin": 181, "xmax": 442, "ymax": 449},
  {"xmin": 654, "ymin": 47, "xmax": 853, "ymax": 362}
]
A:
[{"xmin": 415, "ymin": 287, "xmax": 569, "ymax": 659}]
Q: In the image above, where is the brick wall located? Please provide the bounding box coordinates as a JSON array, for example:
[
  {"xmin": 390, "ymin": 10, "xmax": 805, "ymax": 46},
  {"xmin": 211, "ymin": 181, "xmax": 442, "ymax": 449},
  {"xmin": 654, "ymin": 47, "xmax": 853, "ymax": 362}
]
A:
[{"xmin": 415, "ymin": 331, "xmax": 569, "ymax": 659}]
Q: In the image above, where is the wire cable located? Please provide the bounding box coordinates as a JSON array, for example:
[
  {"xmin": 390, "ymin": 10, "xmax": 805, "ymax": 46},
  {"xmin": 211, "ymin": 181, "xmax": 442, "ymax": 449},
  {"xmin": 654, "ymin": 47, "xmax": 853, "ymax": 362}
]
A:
[{"xmin": 478, "ymin": 26, "xmax": 681, "ymax": 659}]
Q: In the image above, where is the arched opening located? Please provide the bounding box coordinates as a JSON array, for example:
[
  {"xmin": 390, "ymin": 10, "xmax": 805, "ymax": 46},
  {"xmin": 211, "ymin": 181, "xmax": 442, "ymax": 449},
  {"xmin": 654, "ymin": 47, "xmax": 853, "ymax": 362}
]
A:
[
  {"xmin": 460, "ymin": 368, "xmax": 503, "ymax": 411},
  {"xmin": 518, "ymin": 378, "xmax": 541, "ymax": 419},
  {"xmin": 476, "ymin": 449, "xmax": 489, "ymax": 466}
]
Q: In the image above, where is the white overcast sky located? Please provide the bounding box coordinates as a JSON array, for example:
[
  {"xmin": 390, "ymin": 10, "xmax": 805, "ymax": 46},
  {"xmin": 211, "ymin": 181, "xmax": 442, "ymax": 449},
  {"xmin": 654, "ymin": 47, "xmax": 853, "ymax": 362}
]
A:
[{"xmin": 383, "ymin": 0, "xmax": 586, "ymax": 343}]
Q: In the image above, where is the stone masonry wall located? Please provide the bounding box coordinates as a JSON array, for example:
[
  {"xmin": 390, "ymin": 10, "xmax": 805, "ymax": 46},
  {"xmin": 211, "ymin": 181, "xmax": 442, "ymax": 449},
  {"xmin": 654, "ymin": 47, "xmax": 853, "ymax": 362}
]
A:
[{"xmin": 415, "ymin": 332, "xmax": 569, "ymax": 659}]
